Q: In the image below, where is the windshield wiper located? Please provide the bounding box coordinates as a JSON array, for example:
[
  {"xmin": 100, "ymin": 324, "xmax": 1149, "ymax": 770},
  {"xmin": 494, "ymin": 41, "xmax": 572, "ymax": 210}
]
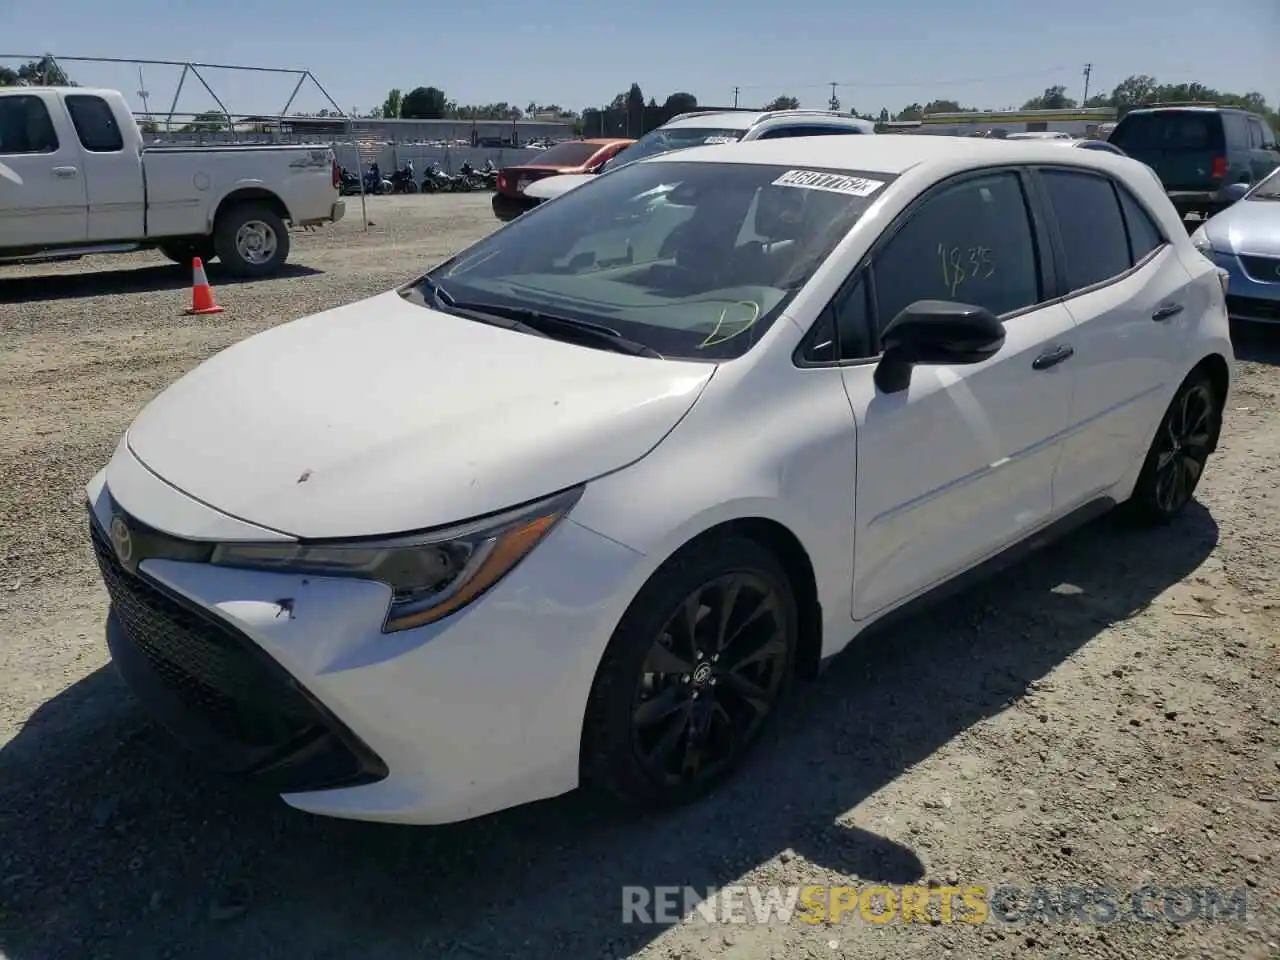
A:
[
  {"xmin": 405, "ymin": 277, "xmax": 553, "ymax": 338},
  {"xmin": 443, "ymin": 301, "xmax": 664, "ymax": 358}
]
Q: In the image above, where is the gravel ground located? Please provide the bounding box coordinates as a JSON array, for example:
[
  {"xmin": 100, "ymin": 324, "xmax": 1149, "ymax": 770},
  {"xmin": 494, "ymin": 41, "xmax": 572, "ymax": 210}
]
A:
[{"xmin": 1, "ymin": 194, "xmax": 1278, "ymax": 960}]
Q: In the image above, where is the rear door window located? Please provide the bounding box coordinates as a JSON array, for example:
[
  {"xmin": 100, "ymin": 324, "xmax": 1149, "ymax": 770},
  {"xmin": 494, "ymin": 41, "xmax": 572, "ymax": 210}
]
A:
[
  {"xmin": 65, "ymin": 95, "xmax": 125, "ymax": 152},
  {"xmin": 1040, "ymin": 169, "xmax": 1131, "ymax": 292}
]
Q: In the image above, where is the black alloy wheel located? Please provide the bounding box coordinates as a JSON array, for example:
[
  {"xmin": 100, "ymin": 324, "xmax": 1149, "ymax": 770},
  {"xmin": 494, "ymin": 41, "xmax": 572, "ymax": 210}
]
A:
[
  {"xmin": 1125, "ymin": 371, "xmax": 1221, "ymax": 524},
  {"xmin": 1152, "ymin": 379, "xmax": 1216, "ymax": 515},
  {"xmin": 581, "ymin": 536, "xmax": 798, "ymax": 807}
]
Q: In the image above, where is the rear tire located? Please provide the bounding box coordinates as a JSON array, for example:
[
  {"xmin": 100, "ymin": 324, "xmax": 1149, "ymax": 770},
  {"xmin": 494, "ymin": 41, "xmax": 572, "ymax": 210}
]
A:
[
  {"xmin": 580, "ymin": 535, "xmax": 798, "ymax": 809},
  {"xmin": 212, "ymin": 202, "xmax": 290, "ymax": 278},
  {"xmin": 1121, "ymin": 371, "xmax": 1221, "ymax": 525}
]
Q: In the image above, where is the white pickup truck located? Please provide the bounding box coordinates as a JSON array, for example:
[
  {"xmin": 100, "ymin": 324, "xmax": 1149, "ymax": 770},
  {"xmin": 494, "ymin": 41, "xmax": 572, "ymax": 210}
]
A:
[{"xmin": 0, "ymin": 87, "xmax": 345, "ymax": 277}]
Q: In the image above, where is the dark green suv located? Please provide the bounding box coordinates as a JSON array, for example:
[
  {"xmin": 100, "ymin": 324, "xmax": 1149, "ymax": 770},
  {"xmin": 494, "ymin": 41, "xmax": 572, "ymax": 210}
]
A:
[{"xmin": 1108, "ymin": 105, "xmax": 1280, "ymax": 219}]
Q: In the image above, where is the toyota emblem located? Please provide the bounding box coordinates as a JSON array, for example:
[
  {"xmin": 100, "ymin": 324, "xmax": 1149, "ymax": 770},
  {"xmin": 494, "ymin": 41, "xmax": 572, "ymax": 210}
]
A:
[{"xmin": 109, "ymin": 515, "xmax": 133, "ymax": 565}]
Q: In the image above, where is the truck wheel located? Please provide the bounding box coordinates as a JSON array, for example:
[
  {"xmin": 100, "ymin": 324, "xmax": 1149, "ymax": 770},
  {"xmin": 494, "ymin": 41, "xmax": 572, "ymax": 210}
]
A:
[
  {"xmin": 158, "ymin": 239, "xmax": 216, "ymax": 266},
  {"xmin": 213, "ymin": 203, "xmax": 290, "ymax": 278}
]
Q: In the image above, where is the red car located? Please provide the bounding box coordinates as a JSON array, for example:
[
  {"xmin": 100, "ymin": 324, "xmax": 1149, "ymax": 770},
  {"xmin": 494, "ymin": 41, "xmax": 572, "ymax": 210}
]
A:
[{"xmin": 492, "ymin": 138, "xmax": 634, "ymax": 222}]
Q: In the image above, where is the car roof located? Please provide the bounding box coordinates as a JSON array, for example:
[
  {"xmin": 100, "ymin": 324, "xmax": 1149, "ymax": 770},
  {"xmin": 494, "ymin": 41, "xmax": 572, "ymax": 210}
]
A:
[
  {"xmin": 650, "ymin": 133, "xmax": 1140, "ymax": 177},
  {"xmin": 662, "ymin": 110, "xmax": 869, "ymax": 132},
  {"xmin": 581, "ymin": 138, "xmax": 634, "ymax": 145},
  {"xmin": 1122, "ymin": 105, "xmax": 1252, "ymax": 116}
]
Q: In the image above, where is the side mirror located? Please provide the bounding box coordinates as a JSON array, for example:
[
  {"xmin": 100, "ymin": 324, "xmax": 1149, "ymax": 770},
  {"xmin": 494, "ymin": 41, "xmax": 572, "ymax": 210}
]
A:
[
  {"xmin": 1223, "ymin": 182, "xmax": 1250, "ymax": 203},
  {"xmin": 874, "ymin": 301, "xmax": 1006, "ymax": 394}
]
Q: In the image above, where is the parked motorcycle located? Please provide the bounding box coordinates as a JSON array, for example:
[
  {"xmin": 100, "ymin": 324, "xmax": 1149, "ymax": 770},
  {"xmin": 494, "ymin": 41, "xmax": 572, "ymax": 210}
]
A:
[
  {"xmin": 362, "ymin": 170, "xmax": 393, "ymax": 195},
  {"xmin": 421, "ymin": 163, "xmax": 474, "ymax": 193},
  {"xmin": 338, "ymin": 167, "xmax": 362, "ymax": 196},
  {"xmin": 458, "ymin": 160, "xmax": 496, "ymax": 191},
  {"xmin": 389, "ymin": 167, "xmax": 419, "ymax": 194}
]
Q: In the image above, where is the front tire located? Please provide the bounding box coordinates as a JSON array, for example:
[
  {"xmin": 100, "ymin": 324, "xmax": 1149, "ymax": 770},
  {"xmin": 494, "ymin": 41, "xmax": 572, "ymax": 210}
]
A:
[
  {"xmin": 580, "ymin": 535, "xmax": 797, "ymax": 809},
  {"xmin": 1123, "ymin": 371, "xmax": 1221, "ymax": 524},
  {"xmin": 212, "ymin": 203, "xmax": 290, "ymax": 278}
]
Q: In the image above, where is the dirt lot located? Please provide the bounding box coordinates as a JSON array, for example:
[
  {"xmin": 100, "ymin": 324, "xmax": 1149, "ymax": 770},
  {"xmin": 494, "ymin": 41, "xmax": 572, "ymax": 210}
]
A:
[{"xmin": 1, "ymin": 194, "xmax": 1278, "ymax": 960}]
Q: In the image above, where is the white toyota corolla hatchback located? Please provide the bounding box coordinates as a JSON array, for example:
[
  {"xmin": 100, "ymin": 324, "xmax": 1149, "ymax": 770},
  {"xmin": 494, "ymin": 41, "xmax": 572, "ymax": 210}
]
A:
[{"xmin": 88, "ymin": 136, "xmax": 1233, "ymax": 824}]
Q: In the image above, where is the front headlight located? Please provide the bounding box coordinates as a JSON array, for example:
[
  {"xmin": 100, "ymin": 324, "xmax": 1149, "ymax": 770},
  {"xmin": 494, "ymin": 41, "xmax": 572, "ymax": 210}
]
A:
[
  {"xmin": 210, "ymin": 486, "xmax": 583, "ymax": 632},
  {"xmin": 1189, "ymin": 225, "xmax": 1214, "ymax": 256}
]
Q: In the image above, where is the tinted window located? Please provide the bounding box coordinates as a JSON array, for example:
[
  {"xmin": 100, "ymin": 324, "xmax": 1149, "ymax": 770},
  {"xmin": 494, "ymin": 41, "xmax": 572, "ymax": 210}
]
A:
[
  {"xmin": 1246, "ymin": 119, "xmax": 1265, "ymax": 149},
  {"xmin": 1116, "ymin": 187, "xmax": 1165, "ymax": 263},
  {"xmin": 833, "ymin": 274, "xmax": 873, "ymax": 360},
  {"xmin": 871, "ymin": 171, "xmax": 1040, "ymax": 328},
  {"xmin": 600, "ymin": 127, "xmax": 743, "ymax": 169},
  {"xmin": 759, "ymin": 125, "xmax": 864, "ymax": 139},
  {"xmin": 1041, "ymin": 170, "xmax": 1130, "ymax": 292},
  {"xmin": 1111, "ymin": 111, "xmax": 1225, "ymax": 152},
  {"xmin": 528, "ymin": 141, "xmax": 606, "ymax": 167},
  {"xmin": 420, "ymin": 161, "xmax": 891, "ymax": 361},
  {"xmin": 65, "ymin": 95, "xmax": 124, "ymax": 152},
  {"xmin": 0, "ymin": 95, "xmax": 59, "ymax": 153}
]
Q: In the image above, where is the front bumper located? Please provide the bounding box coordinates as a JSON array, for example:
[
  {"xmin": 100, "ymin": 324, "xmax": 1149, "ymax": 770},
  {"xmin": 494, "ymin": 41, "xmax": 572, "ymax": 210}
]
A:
[
  {"xmin": 87, "ymin": 454, "xmax": 646, "ymax": 824},
  {"xmin": 1208, "ymin": 250, "xmax": 1280, "ymax": 323}
]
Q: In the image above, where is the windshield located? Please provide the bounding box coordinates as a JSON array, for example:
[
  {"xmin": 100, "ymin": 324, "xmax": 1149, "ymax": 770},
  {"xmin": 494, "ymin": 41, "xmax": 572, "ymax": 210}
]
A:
[
  {"xmin": 1247, "ymin": 166, "xmax": 1280, "ymax": 200},
  {"xmin": 1110, "ymin": 112, "xmax": 1225, "ymax": 152},
  {"xmin": 414, "ymin": 160, "xmax": 893, "ymax": 361},
  {"xmin": 528, "ymin": 140, "xmax": 603, "ymax": 167},
  {"xmin": 600, "ymin": 127, "xmax": 745, "ymax": 172}
]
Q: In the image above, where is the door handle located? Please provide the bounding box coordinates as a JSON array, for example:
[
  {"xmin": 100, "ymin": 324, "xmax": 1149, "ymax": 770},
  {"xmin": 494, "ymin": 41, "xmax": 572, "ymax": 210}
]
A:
[
  {"xmin": 1032, "ymin": 344, "xmax": 1074, "ymax": 370},
  {"xmin": 1151, "ymin": 303, "xmax": 1183, "ymax": 322},
  {"xmin": 51, "ymin": 166, "xmax": 79, "ymax": 178}
]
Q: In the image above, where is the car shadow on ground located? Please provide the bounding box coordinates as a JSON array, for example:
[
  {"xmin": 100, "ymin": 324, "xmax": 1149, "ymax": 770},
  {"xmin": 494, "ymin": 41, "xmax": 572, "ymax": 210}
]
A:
[
  {"xmin": 0, "ymin": 262, "xmax": 324, "ymax": 304},
  {"xmin": 0, "ymin": 504, "xmax": 1219, "ymax": 960},
  {"xmin": 1230, "ymin": 320, "xmax": 1280, "ymax": 365}
]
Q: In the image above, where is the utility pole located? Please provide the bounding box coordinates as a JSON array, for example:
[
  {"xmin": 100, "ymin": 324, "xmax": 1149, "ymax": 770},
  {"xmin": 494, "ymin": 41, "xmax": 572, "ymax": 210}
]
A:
[
  {"xmin": 136, "ymin": 67, "xmax": 151, "ymax": 120},
  {"xmin": 732, "ymin": 86, "xmax": 740, "ymax": 108},
  {"xmin": 1082, "ymin": 63, "xmax": 1092, "ymax": 105}
]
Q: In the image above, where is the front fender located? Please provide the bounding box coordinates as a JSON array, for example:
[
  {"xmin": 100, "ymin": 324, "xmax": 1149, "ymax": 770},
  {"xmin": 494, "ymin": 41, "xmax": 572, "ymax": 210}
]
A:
[{"xmin": 569, "ymin": 358, "xmax": 859, "ymax": 659}]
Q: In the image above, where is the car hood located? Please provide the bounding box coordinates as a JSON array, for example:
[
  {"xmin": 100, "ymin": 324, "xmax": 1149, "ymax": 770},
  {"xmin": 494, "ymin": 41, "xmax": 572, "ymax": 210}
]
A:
[
  {"xmin": 523, "ymin": 173, "xmax": 595, "ymax": 201},
  {"xmin": 123, "ymin": 290, "xmax": 714, "ymax": 539},
  {"xmin": 1204, "ymin": 199, "xmax": 1280, "ymax": 256}
]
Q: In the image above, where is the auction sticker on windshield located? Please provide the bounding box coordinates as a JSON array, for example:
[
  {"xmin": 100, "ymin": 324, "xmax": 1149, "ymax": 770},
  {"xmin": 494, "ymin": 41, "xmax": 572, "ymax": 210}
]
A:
[{"xmin": 772, "ymin": 169, "xmax": 885, "ymax": 197}]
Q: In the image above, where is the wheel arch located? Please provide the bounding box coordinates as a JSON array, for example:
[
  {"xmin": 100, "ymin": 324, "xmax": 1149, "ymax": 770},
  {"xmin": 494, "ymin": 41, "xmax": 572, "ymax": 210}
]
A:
[
  {"xmin": 210, "ymin": 186, "xmax": 292, "ymax": 232},
  {"xmin": 611, "ymin": 515, "xmax": 825, "ymax": 681},
  {"xmin": 1188, "ymin": 352, "xmax": 1230, "ymax": 453}
]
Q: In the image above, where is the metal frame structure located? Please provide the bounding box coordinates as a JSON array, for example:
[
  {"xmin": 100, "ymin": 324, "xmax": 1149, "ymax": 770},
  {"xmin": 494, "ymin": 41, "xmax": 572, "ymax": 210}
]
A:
[{"xmin": 0, "ymin": 53, "xmax": 368, "ymax": 226}]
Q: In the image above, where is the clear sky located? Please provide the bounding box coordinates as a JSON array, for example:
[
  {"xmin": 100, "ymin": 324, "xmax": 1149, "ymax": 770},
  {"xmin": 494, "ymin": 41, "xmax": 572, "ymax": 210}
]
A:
[{"xmin": 2, "ymin": 0, "xmax": 1277, "ymax": 119}]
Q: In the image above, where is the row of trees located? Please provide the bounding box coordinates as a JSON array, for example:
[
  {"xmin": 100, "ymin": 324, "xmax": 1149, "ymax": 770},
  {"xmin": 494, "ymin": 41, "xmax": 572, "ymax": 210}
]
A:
[
  {"xmin": 370, "ymin": 86, "xmax": 576, "ymax": 123},
  {"xmin": 5, "ymin": 58, "xmax": 1277, "ymax": 135}
]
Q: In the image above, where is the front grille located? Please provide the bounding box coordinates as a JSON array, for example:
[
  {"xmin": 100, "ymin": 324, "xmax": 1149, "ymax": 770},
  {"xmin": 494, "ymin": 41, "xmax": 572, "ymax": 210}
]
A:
[
  {"xmin": 90, "ymin": 511, "xmax": 386, "ymax": 790},
  {"xmin": 1238, "ymin": 255, "xmax": 1280, "ymax": 284},
  {"xmin": 1226, "ymin": 295, "xmax": 1280, "ymax": 322}
]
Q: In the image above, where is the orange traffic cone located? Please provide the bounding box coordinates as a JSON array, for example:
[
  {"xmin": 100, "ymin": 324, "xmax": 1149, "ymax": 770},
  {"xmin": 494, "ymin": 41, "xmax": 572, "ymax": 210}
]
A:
[{"xmin": 186, "ymin": 257, "xmax": 224, "ymax": 315}]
